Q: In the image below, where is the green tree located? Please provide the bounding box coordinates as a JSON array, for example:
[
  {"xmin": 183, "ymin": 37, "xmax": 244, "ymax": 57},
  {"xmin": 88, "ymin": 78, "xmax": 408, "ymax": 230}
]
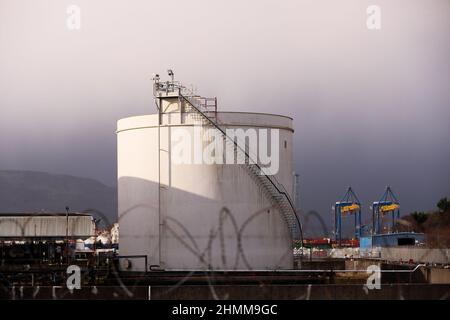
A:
[
  {"xmin": 411, "ymin": 211, "xmax": 428, "ymax": 225},
  {"xmin": 437, "ymin": 197, "xmax": 450, "ymax": 213}
]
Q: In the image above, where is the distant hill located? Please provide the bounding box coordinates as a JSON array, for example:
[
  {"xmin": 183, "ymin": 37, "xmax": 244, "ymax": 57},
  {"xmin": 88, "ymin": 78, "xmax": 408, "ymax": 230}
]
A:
[{"xmin": 0, "ymin": 170, "xmax": 117, "ymax": 226}]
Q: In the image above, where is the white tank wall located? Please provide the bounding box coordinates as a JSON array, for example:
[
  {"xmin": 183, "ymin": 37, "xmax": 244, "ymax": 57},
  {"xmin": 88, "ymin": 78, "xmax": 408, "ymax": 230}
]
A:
[{"xmin": 117, "ymin": 111, "xmax": 295, "ymax": 271}]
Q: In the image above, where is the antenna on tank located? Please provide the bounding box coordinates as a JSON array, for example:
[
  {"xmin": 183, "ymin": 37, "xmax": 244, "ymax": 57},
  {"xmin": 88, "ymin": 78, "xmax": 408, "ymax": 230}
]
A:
[
  {"xmin": 167, "ymin": 69, "xmax": 174, "ymax": 82},
  {"xmin": 152, "ymin": 73, "xmax": 161, "ymax": 110},
  {"xmin": 152, "ymin": 73, "xmax": 160, "ymax": 81}
]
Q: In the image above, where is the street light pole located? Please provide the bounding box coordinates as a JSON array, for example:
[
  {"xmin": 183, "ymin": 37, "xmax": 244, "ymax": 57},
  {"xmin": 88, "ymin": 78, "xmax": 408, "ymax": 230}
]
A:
[{"xmin": 65, "ymin": 206, "xmax": 70, "ymax": 264}]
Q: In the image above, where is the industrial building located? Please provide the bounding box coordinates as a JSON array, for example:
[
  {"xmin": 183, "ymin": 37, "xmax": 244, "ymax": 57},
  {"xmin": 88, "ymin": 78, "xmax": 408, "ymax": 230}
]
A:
[
  {"xmin": 117, "ymin": 73, "xmax": 302, "ymax": 271},
  {"xmin": 0, "ymin": 212, "xmax": 95, "ymax": 264},
  {"xmin": 360, "ymin": 232, "xmax": 426, "ymax": 249}
]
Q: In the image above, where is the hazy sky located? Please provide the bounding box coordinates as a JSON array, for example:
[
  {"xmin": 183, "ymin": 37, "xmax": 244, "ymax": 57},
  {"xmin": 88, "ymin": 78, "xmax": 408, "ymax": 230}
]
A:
[{"xmin": 1, "ymin": 0, "xmax": 449, "ymax": 234}]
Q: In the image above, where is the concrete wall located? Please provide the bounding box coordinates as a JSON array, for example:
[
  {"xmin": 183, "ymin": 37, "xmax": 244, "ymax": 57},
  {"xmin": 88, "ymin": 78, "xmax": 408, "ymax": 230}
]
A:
[
  {"xmin": 3, "ymin": 284, "xmax": 449, "ymax": 300},
  {"xmin": 117, "ymin": 110, "xmax": 296, "ymax": 271},
  {"xmin": 380, "ymin": 247, "xmax": 450, "ymax": 264},
  {"xmin": 427, "ymin": 268, "xmax": 450, "ymax": 284},
  {"xmin": 310, "ymin": 247, "xmax": 450, "ymax": 265}
]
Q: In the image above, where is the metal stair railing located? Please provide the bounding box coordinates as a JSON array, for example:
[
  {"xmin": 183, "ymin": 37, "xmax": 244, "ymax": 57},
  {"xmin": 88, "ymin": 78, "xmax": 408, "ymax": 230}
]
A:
[{"xmin": 177, "ymin": 90, "xmax": 303, "ymax": 249}]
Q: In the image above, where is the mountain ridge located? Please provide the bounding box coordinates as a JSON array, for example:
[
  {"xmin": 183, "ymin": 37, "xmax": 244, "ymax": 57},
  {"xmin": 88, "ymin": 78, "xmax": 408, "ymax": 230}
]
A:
[{"xmin": 0, "ymin": 170, "xmax": 117, "ymax": 226}]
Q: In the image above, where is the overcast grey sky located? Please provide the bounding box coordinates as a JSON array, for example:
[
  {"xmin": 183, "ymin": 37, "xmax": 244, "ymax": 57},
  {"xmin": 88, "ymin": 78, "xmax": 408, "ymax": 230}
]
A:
[{"xmin": 1, "ymin": 0, "xmax": 449, "ymax": 233}]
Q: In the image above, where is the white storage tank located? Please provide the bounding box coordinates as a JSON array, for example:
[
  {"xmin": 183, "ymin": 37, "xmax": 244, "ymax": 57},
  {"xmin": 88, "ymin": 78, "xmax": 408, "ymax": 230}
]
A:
[{"xmin": 117, "ymin": 82, "xmax": 300, "ymax": 271}]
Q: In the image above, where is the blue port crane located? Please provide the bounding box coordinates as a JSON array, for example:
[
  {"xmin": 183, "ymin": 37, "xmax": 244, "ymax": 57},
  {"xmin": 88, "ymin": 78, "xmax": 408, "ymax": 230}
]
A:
[
  {"xmin": 372, "ymin": 186, "xmax": 400, "ymax": 234},
  {"xmin": 333, "ymin": 187, "xmax": 362, "ymax": 245}
]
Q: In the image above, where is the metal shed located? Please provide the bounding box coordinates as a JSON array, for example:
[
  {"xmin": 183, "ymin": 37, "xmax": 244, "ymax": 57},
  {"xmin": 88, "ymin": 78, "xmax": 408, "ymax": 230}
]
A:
[
  {"xmin": 0, "ymin": 213, "xmax": 95, "ymax": 239},
  {"xmin": 360, "ymin": 232, "xmax": 426, "ymax": 249}
]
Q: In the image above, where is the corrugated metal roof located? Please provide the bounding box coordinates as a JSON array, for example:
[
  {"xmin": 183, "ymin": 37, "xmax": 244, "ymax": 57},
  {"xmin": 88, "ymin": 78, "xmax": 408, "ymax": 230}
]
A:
[{"xmin": 0, "ymin": 214, "xmax": 95, "ymax": 238}]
